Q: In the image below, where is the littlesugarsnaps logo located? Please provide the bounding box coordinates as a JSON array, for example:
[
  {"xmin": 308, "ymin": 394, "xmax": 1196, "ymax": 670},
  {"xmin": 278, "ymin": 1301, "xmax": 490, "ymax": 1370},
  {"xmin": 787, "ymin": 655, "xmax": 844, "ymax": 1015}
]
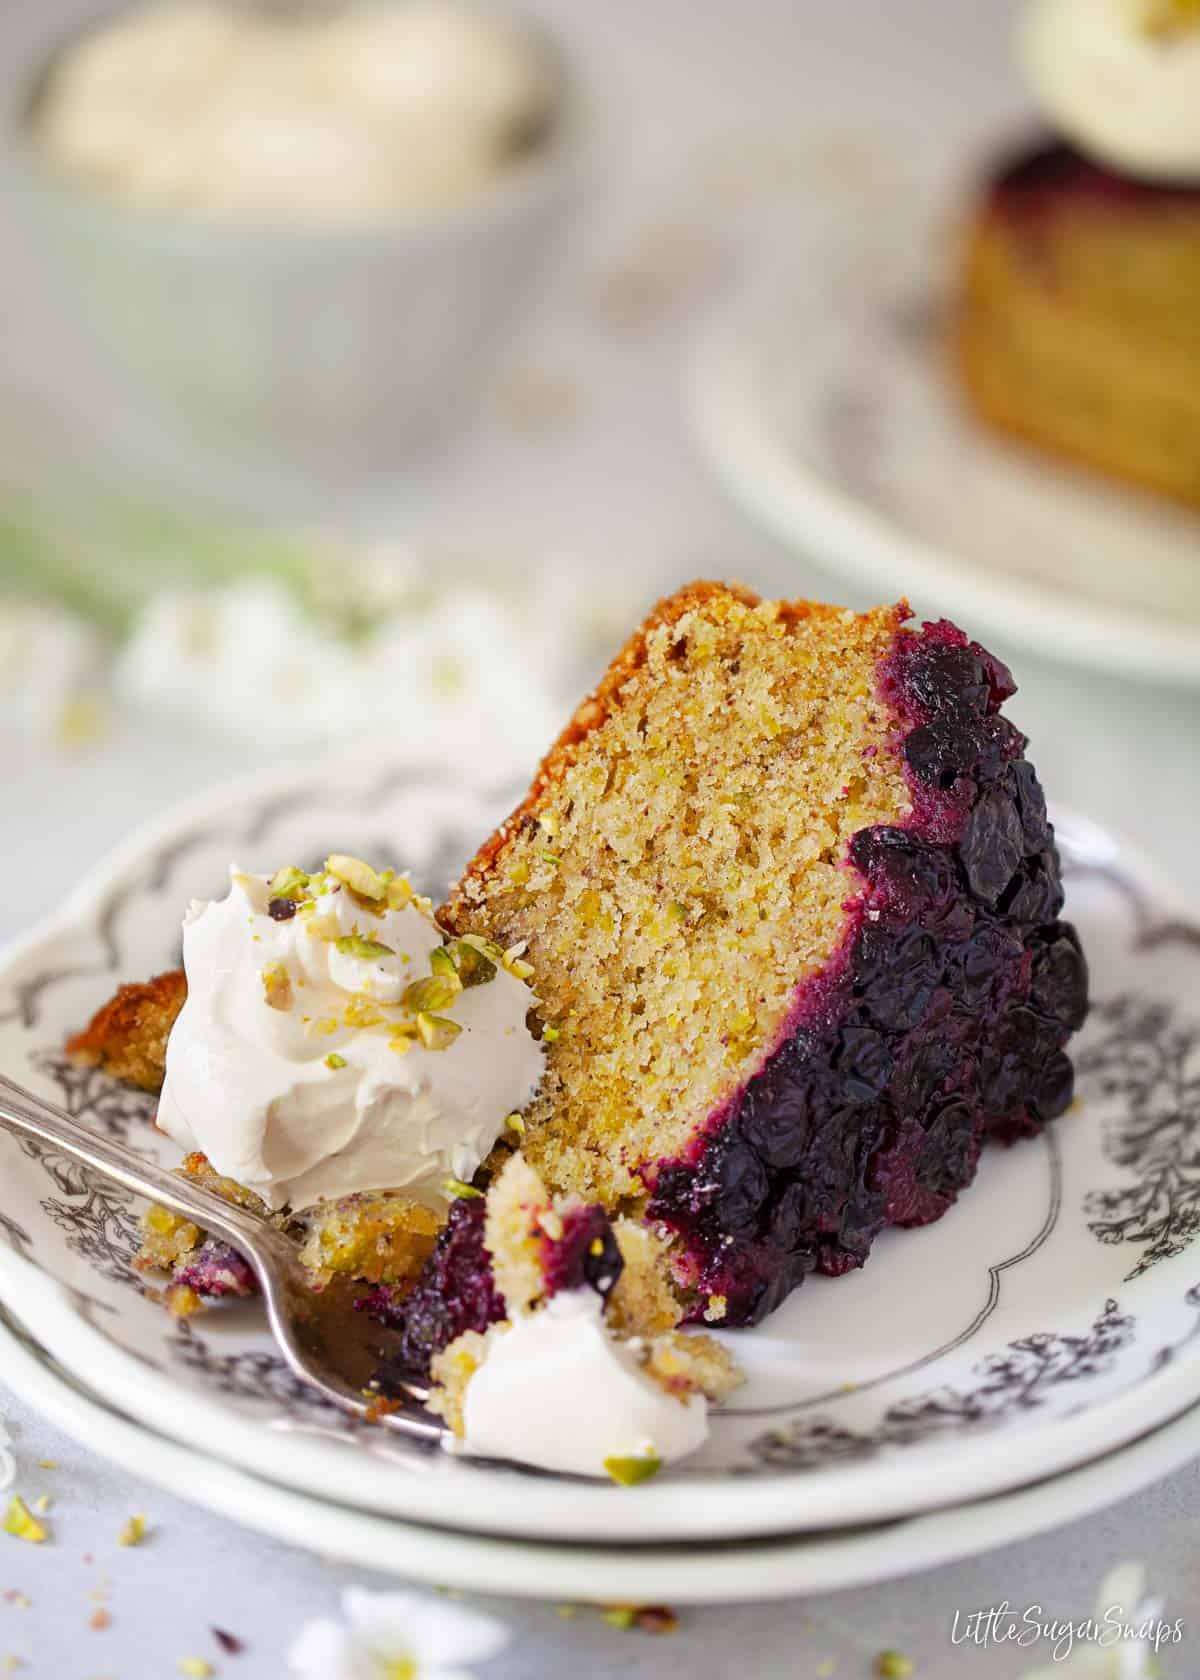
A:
[{"xmin": 949, "ymin": 1600, "xmax": 1184, "ymax": 1667}]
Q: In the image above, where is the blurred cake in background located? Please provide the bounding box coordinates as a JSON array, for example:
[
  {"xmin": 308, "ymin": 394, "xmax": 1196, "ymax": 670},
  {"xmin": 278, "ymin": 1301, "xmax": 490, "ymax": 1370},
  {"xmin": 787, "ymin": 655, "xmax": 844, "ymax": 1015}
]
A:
[{"xmin": 955, "ymin": 0, "xmax": 1200, "ymax": 509}]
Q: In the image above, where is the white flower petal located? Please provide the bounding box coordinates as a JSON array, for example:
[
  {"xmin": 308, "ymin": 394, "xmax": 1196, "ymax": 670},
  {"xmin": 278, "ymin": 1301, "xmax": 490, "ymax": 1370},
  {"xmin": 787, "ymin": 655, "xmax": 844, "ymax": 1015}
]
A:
[
  {"xmin": 287, "ymin": 1617, "xmax": 374, "ymax": 1680},
  {"xmin": 1095, "ymin": 1562, "xmax": 1147, "ymax": 1622},
  {"xmin": 344, "ymin": 1588, "xmax": 510, "ymax": 1668}
]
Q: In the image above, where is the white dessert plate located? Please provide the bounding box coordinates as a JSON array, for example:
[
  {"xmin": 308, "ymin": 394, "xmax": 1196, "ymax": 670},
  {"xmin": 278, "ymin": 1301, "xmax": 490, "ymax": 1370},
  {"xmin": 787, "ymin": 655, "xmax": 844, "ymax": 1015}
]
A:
[
  {"xmin": 688, "ymin": 180, "xmax": 1200, "ymax": 688},
  {"xmin": 4, "ymin": 1293, "xmax": 1200, "ymax": 1604},
  {"xmin": 2, "ymin": 762, "xmax": 1200, "ymax": 1545}
]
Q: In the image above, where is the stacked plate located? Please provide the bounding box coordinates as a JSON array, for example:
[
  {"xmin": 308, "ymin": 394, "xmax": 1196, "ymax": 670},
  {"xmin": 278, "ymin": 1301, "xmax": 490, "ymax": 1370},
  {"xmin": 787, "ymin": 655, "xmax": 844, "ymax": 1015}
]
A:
[{"xmin": 2, "ymin": 765, "xmax": 1199, "ymax": 1602}]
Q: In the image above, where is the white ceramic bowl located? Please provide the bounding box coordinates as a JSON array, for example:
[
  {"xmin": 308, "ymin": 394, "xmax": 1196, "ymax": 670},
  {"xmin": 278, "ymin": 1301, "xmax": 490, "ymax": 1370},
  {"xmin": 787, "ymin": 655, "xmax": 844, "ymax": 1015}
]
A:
[{"xmin": 6, "ymin": 2, "xmax": 580, "ymax": 483}]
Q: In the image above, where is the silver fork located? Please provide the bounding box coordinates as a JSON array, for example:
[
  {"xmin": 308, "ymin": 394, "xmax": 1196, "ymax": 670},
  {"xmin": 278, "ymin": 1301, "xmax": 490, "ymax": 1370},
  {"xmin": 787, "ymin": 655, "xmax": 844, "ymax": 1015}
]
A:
[{"xmin": 0, "ymin": 1073, "xmax": 445, "ymax": 1445}]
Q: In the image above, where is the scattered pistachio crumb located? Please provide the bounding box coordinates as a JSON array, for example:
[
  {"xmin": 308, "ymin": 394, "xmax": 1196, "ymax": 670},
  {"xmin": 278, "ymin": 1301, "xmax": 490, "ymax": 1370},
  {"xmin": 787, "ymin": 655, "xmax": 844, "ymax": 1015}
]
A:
[
  {"xmin": 31, "ymin": 1498, "xmax": 50, "ymax": 1515},
  {"xmin": 324, "ymin": 1052, "xmax": 347, "ymax": 1070},
  {"xmin": 542, "ymin": 1025, "xmax": 560, "ymax": 1042},
  {"xmin": 36, "ymin": 1462, "xmax": 56, "ymax": 1472},
  {"xmin": 3, "ymin": 1499, "xmax": 47, "ymax": 1545},
  {"xmin": 505, "ymin": 1112, "xmax": 526, "ymax": 1136},
  {"xmin": 816, "ymin": 1661, "xmax": 838, "ymax": 1678},
  {"xmin": 402, "ymin": 975, "xmax": 461, "ymax": 1014},
  {"xmin": 602, "ymin": 1607, "xmax": 637, "ymax": 1630},
  {"xmin": 443, "ymin": 1178, "xmax": 483, "ymax": 1200},
  {"xmin": 178, "ymin": 1660, "xmax": 213, "ymax": 1678},
  {"xmin": 874, "ymin": 1654, "xmax": 914, "ymax": 1679},
  {"xmin": 334, "ymin": 934, "xmax": 395, "ymax": 962},
  {"xmin": 117, "ymin": 1515, "xmax": 147, "ymax": 1547},
  {"xmin": 602, "ymin": 1453, "xmax": 662, "ymax": 1486},
  {"xmin": 416, "ymin": 1012, "xmax": 462, "ymax": 1051},
  {"xmin": 634, "ymin": 1606, "xmax": 680, "ymax": 1635}
]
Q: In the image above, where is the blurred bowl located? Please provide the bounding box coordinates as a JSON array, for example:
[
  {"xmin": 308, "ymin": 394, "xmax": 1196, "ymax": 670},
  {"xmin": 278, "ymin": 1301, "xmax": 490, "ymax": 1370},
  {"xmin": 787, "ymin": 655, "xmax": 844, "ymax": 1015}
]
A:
[{"xmin": 6, "ymin": 2, "xmax": 580, "ymax": 482}]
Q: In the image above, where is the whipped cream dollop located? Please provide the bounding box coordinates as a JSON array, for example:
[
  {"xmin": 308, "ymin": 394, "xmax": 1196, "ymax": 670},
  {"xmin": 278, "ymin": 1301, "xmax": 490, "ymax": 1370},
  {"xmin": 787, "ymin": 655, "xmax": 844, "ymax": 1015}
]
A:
[
  {"xmin": 461, "ymin": 1291, "xmax": 710, "ymax": 1477},
  {"xmin": 157, "ymin": 860, "xmax": 542, "ymax": 1211},
  {"xmin": 1018, "ymin": 0, "xmax": 1200, "ymax": 181},
  {"xmin": 36, "ymin": 0, "xmax": 555, "ymax": 218}
]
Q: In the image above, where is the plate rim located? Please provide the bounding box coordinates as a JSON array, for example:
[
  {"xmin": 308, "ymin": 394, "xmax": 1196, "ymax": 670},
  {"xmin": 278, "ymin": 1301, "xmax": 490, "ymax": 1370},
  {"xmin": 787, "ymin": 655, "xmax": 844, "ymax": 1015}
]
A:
[
  {"xmin": 3, "ymin": 761, "xmax": 1200, "ymax": 1543},
  {"xmin": 687, "ymin": 292, "xmax": 1200, "ymax": 689},
  {"xmin": 4, "ymin": 1294, "xmax": 1200, "ymax": 1605}
]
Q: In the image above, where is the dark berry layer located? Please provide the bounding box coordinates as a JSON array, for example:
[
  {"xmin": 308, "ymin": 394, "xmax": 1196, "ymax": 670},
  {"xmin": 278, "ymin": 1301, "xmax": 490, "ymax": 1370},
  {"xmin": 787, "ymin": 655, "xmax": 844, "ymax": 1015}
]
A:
[
  {"xmin": 368, "ymin": 1191, "xmax": 625, "ymax": 1382},
  {"xmin": 366, "ymin": 1197, "xmax": 506, "ymax": 1379},
  {"xmin": 645, "ymin": 618, "xmax": 1088, "ymax": 1326},
  {"xmin": 541, "ymin": 1204, "xmax": 624, "ymax": 1301},
  {"xmin": 986, "ymin": 137, "xmax": 1200, "ymax": 216}
]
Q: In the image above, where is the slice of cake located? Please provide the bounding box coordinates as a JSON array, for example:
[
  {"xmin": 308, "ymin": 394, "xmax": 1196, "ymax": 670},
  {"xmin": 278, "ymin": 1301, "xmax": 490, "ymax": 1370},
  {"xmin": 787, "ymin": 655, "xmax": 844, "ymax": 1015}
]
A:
[
  {"xmin": 955, "ymin": 138, "xmax": 1200, "ymax": 509},
  {"xmin": 441, "ymin": 582, "xmax": 1088, "ymax": 1327},
  {"xmin": 955, "ymin": 1, "xmax": 1200, "ymax": 509}
]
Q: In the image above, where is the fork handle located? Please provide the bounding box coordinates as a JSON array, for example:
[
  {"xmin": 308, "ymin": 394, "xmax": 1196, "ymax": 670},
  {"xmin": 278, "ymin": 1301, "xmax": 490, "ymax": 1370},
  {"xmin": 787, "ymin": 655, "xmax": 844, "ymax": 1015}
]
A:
[{"xmin": 0, "ymin": 1071, "xmax": 288, "ymax": 1265}]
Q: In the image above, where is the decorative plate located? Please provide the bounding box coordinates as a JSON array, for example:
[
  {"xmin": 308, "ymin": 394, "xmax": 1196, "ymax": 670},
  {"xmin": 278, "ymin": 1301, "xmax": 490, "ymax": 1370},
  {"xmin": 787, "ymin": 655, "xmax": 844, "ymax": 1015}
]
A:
[
  {"xmin": 688, "ymin": 173, "xmax": 1200, "ymax": 688},
  {"xmin": 2, "ymin": 761, "xmax": 1200, "ymax": 1543},
  {"xmin": 6, "ymin": 1293, "xmax": 1200, "ymax": 1604}
]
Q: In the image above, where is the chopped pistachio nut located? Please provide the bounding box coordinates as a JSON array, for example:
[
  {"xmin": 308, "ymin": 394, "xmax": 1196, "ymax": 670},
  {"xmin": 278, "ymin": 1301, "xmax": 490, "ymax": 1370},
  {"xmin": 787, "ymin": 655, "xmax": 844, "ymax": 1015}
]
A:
[
  {"xmin": 178, "ymin": 1661, "xmax": 214, "ymax": 1679},
  {"xmin": 260, "ymin": 963, "xmax": 293, "ymax": 1011},
  {"xmin": 502, "ymin": 941, "xmax": 535, "ymax": 981},
  {"xmin": 2, "ymin": 1499, "xmax": 46, "ymax": 1544},
  {"xmin": 334, "ymin": 934, "xmax": 395, "ymax": 961},
  {"xmin": 540, "ymin": 851, "xmax": 562, "ymax": 868},
  {"xmin": 460, "ymin": 933, "xmax": 505, "ymax": 964},
  {"xmin": 540, "ymin": 811, "xmax": 560, "ymax": 838},
  {"xmin": 603, "ymin": 1453, "xmax": 663, "ymax": 1487},
  {"xmin": 542, "ymin": 1025, "xmax": 561, "ymax": 1043},
  {"xmin": 314, "ymin": 1017, "xmax": 339, "ymax": 1036},
  {"xmin": 443, "ymin": 938, "xmax": 497, "ymax": 987},
  {"xmin": 343, "ymin": 996, "xmax": 385, "ymax": 1030},
  {"xmin": 417, "ymin": 1012, "xmax": 462, "ymax": 1051},
  {"xmin": 267, "ymin": 865, "xmax": 310, "ymax": 901},
  {"xmin": 444, "ymin": 1178, "xmax": 484, "ymax": 1199},
  {"xmin": 429, "ymin": 945, "xmax": 459, "ymax": 982},
  {"xmin": 402, "ymin": 975, "xmax": 461, "ymax": 1014},
  {"xmin": 118, "ymin": 1514, "xmax": 148, "ymax": 1547},
  {"xmin": 602, "ymin": 1607, "xmax": 637, "ymax": 1630},
  {"xmin": 874, "ymin": 1655, "xmax": 915, "ymax": 1679},
  {"xmin": 324, "ymin": 1052, "xmax": 347, "ymax": 1070},
  {"xmin": 325, "ymin": 854, "xmax": 388, "ymax": 901},
  {"xmin": 386, "ymin": 875, "xmax": 414, "ymax": 909},
  {"xmin": 667, "ymin": 901, "xmax": 688, "ymax": 924},
  {"xmin": 505, "ymin": 1112, "xmax": 526, "ymax": 1136}
]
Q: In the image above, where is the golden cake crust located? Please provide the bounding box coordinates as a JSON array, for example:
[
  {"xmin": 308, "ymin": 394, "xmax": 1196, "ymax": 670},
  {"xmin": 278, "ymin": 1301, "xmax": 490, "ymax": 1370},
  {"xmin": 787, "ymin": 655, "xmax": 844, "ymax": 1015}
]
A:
[{"xmin": 67, "ymin": 969, "xmax": 187, "ymax": 1093}]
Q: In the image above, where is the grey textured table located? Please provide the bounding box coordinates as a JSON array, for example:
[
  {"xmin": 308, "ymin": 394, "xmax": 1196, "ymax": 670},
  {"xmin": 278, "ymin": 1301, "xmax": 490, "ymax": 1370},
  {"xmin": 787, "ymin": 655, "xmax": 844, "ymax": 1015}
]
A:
[
  {"xmin": 3, "ymin": 0, "xmax": 1200, "ymax": 1674},
  {"xmin": 2, "ymin": 1389, "xmax": 1199, "ymax": 1678}
]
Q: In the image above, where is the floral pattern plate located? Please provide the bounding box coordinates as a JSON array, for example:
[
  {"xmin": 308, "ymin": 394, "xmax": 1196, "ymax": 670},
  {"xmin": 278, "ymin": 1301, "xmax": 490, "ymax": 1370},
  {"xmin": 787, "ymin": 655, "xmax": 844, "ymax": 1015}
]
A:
[
  {"xmin": 2, "ymin": 761, "xmax": 1200, "ymax": 1544},
  {"xmin": 6, "ymin": 1292, "xmax": 1200, "ymax": 1603}
]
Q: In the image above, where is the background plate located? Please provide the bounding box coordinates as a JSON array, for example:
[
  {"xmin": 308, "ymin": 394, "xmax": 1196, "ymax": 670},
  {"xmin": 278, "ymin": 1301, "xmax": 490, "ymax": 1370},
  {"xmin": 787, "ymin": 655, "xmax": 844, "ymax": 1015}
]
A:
[
  {"xmin": 689, "ymin": 173, "xmax": 1200, "ymax": 688},
  {"xmin": 2, "ymin": 763, "xmax": 1200, "ymax": 1543}
]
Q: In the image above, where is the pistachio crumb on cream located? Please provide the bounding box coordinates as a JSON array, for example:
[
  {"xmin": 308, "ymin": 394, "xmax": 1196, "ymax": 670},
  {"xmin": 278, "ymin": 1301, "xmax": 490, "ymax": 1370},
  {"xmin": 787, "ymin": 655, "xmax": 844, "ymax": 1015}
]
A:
[{"xmin": 157, "ymin": 858, "xmax": 543, "ymax": 1211}]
